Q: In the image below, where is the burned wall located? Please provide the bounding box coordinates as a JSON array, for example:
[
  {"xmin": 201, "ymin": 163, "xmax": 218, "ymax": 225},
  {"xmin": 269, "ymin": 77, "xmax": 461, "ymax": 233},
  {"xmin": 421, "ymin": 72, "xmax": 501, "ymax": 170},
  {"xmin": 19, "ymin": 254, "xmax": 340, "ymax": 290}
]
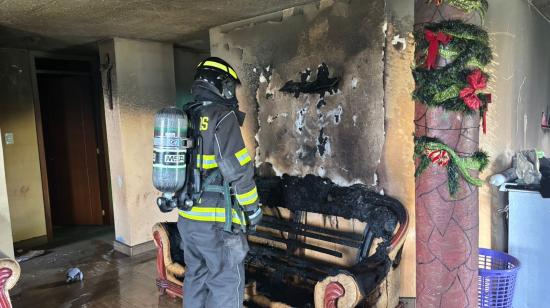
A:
[
  {"xmin": 174, "ymin": 48, "xmax": 210, "ymax": 108},
  {"xmin": 210, "ymin": 0, "xmax": 386, "ymax": 186},
  {"xmin": 211, "ymin": 0, "xmax": 417, "ymax": 298}
]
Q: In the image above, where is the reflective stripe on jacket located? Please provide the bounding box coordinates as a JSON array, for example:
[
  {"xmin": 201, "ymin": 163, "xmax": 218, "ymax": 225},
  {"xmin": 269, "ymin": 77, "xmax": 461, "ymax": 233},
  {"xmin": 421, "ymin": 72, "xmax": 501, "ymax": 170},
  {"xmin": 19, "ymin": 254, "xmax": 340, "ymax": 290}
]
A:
[
  {"xmin": 179, "ymin": 207, "xmax": 245, "ymax": 225},
  {"xmin": 181, "ymin": 101, "xmax": 259, "ymax": 224}
]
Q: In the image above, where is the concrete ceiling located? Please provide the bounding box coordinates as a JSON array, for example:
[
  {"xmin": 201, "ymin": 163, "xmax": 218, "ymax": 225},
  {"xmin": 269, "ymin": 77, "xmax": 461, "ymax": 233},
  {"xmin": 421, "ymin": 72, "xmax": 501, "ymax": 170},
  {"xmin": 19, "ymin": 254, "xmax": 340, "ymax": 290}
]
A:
[
  {"xmin": 0, "ymin": 0, "xmax": 316, "ymax": 52},
  {"xmin": 532, "ymin": 0, "xmax": 550, "ymax": 21}
]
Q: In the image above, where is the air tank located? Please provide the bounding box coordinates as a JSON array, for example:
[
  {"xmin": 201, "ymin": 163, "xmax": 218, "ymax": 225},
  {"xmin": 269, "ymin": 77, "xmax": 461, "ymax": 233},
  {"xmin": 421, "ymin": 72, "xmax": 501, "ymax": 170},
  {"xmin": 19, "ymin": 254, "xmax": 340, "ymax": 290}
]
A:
[{"xmin": 152, "ymin": 107, "xmax": 188, "ymax": 195}]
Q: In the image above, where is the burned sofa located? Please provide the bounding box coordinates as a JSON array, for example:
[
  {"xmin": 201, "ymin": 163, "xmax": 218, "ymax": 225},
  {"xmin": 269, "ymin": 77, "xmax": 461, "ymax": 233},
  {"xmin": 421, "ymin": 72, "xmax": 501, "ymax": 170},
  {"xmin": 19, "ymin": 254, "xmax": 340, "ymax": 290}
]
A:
[{"xmin": 153, "ymin": 174, "xmax": 409, "ymax": 307}]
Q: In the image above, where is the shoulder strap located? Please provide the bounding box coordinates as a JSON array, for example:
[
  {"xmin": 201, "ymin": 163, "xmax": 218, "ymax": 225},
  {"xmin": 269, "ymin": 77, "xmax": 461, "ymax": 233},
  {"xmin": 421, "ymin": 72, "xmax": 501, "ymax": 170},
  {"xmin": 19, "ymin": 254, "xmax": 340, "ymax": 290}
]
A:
[{"xmin": 183, "ymin": 101, "xmax": 202, "ymax": 197}]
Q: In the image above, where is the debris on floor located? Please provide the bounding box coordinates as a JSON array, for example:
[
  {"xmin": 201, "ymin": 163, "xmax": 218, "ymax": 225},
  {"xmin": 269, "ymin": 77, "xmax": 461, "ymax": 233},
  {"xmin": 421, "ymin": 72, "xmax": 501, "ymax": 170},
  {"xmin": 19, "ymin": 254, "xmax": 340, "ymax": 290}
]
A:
[
  {"xmin": 15, "ymin": 249, "xmax": 46, "ymax": 263},
  {"xmin": 10, "ymin": 226, "xmax": 181, "ymax": 308},
  {"xmin": 66, "ymin": 267, "xmax": 83, "ymax": 282}
]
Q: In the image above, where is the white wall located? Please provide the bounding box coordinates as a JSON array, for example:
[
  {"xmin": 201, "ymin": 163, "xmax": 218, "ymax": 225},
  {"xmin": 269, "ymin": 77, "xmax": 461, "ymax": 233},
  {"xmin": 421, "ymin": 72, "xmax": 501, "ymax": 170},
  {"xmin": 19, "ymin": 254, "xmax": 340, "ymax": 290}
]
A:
[
  {"xmin": 0, "ymin": 128, "xmax": 14, "ymax": 258},
  {"xmin": 99, "ymin": 38, "xmax": 178, "ymax": 249},
  {"xmin": 0, "ymin": 48, "xmax": 46, "ymax": 242},
  {"xmin": 480, "ymin": 0, "xmax": 550, "ymax": 250}
]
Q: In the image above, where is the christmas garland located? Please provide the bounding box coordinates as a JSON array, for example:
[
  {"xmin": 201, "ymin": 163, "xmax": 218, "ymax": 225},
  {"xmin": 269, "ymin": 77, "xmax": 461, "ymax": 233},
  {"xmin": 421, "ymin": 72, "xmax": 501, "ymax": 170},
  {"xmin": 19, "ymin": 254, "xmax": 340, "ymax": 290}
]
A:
[
  {"xmin": 427, "ymin": 0, "xmax": 489, "ymax": 17},
  {"xmin": 413, "ymin": 68, "xmax": 491, "ymax": 111},
  {"xmin": 412, "ymin": 20, "xmax": 493, "ymax": 132},
  {"xmin": 414, "ymin": 136, "xmax": 489, "ymax": 195},
  {"xmin": 414, "ymin": 20, "xmax": 491, "ymax": 69}
]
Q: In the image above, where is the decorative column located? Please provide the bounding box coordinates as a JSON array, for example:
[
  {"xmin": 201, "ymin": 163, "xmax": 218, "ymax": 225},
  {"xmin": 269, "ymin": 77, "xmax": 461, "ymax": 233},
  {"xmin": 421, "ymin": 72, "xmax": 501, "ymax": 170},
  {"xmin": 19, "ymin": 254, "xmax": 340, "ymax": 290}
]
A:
[{"xmin": 413, "ymin": 1, "xmax": 492, "ymax": 307}]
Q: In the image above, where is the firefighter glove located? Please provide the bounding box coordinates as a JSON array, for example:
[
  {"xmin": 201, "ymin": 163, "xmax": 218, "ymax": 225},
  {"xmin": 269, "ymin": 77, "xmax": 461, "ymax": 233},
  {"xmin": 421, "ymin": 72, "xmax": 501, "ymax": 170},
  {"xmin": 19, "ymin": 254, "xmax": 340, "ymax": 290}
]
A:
[{"xmin": 245, "ymin": 207, "xmax": 263, "ymax": 231}]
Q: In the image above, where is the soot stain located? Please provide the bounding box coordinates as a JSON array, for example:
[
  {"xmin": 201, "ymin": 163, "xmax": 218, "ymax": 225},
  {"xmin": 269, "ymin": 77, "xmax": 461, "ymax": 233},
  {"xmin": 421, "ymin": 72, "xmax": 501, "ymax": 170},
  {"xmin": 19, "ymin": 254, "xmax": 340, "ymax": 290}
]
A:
[{"xmin": 317, "ymin": 128, "xmax": 329, "ymax": 156}]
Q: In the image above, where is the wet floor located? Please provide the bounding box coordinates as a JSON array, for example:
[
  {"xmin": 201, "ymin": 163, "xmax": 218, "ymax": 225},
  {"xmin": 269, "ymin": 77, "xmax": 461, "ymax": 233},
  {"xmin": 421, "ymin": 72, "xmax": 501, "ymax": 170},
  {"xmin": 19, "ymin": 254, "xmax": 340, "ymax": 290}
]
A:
[{"xmin": 10, "ymin": 226, "xmax": 181, "ymax": 308}]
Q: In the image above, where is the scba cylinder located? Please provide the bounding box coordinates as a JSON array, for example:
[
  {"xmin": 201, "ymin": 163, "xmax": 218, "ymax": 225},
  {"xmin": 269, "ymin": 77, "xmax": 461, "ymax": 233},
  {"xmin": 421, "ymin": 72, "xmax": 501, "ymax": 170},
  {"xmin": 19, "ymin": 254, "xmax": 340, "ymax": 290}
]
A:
[{"xmin": 152, "ymin": 107, "xmax": 188, "ymax": 195}]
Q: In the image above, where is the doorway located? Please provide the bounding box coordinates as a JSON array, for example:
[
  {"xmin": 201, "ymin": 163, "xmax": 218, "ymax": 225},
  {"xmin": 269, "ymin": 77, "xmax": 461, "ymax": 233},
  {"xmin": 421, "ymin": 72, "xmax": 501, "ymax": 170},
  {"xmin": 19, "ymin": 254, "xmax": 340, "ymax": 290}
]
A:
[{"xmin": 34, "ymin": 56, "xmax": 111, "ymax": 229}]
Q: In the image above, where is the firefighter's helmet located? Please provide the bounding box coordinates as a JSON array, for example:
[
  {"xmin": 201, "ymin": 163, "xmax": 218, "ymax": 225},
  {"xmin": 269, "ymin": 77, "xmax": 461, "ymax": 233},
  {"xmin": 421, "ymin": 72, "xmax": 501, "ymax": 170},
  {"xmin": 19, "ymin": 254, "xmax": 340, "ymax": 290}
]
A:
[{"xmin": 194, "ymin": 57, "xmax": 240, "ymax": 99}]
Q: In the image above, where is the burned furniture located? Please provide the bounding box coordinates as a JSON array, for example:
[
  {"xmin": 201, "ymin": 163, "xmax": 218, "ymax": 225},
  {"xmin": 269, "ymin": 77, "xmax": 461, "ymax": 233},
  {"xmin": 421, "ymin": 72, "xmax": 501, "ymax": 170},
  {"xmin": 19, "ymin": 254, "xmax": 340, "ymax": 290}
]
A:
[
  {"xmin": 153, "ymin": 175, "xmax": 409, "ymax": 307},
  {"xmin": 0, "ymin": 253, "xmax": 21, "ymax": 308}
]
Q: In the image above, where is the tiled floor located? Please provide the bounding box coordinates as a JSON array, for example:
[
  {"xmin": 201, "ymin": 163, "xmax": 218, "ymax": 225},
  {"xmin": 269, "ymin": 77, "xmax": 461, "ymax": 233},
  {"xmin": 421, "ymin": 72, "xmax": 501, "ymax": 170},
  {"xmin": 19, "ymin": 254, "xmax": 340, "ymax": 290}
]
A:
[{"xmin": 10, "ymin": 226, "xmax": 181, "ymax": 308}]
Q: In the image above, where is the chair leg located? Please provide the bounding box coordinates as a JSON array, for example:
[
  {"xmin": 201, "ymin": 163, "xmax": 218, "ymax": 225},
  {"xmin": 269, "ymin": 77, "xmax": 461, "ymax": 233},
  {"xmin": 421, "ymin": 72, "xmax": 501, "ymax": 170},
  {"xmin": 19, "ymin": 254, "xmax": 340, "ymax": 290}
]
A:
[
  {"xmin": 156, "ymin": 278, "xmax": 167, "ymax": 296},
  {"xmin": 158, "ymin": 286, "xmax": 166, "ymax": 295}
]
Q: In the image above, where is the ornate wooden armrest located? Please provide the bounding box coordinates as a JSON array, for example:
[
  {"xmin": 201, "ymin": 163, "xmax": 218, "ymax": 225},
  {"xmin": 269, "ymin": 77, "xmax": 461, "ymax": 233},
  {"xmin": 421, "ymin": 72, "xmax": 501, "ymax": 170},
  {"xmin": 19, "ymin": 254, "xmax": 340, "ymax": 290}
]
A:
[
  {"xmin": 0, "ymin": 257, "xmax": 21, "ymax": 308},
  {"xmin": 387, "ymin": 204, "xmax": 409, "ymax": 260},
  {"xmin": 314, "ymin": 273, "xmax": 363, "ymax": 308},
  {"xmin": 152, "ymin": 223, "xmax": 185, "ymax": 284}
]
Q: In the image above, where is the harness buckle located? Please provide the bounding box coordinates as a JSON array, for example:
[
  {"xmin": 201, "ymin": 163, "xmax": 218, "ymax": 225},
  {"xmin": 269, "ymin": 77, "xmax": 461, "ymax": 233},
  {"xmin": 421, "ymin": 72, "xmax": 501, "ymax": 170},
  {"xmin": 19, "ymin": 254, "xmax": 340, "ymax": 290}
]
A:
[{"xmin": 181, "ymin": 137, "xmax": 195, "ymax": 148}]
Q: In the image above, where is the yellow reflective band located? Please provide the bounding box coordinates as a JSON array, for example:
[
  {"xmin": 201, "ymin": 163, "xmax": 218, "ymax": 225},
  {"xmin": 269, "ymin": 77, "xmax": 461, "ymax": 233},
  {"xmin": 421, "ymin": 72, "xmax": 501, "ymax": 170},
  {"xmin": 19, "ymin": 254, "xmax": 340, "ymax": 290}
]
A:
[
  {"xmin": 236, "ymin": 186, "xmax": 258, "ymax": 206},
  {"xmin": 228, "ymin": 67, "xmax": 238, "ymax": 80},
  {"xmin": 197, "ymin": 154, "xmax": 218, "ymax": 169},
  {"xmin": 179, "ymin": 207, "xmax": 244, "ymax": 225},
  {"xmin": 234, "ymin": 148, "xmax": 251, "ymax": 166},
  {"xmin": 202, "ymin": 60, "xmax": 239, "ymax": 80},
  {"xmin": 200, "ymin": 154, "xmax": 216, "ymax": 160},
  {"xmin": 179, "ymin": 212, "xmax": 243, "ymax": 224},
  {"xmin": 201, "ymin": 164, "xmax": 217, "ymax": 169},
  {"xmin": 188, "ymin": 207, "xmax": 226, "ymax": 213},
  {"xmin": 237, "ymin": 186, "xmax": 257, "ymax": 199}
]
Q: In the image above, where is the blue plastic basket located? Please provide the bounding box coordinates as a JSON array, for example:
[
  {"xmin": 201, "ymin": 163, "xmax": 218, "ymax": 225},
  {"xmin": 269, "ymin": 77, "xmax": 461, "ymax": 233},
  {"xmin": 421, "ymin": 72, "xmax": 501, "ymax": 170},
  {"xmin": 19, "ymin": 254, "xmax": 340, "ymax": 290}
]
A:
[{"xmin": 478, "ymin": 248, "xmax": 521, "ymax": 308}]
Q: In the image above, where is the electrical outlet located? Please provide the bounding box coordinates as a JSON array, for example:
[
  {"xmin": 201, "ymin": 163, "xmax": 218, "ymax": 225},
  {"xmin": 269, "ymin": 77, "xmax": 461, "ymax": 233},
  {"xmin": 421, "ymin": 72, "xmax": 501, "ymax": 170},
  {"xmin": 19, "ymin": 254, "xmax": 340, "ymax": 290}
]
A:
[{"xmin": 4, "ymin": 132, "xmax": 14, "ymax": 145}]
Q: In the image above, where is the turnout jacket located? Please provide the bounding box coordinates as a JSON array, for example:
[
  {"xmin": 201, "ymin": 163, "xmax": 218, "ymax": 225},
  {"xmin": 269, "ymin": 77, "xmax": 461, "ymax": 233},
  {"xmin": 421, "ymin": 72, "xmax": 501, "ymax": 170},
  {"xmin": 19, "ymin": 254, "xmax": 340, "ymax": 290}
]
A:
[{"xmin": 179, "ymin": 100, "xmax": 259, "ymax": 226}]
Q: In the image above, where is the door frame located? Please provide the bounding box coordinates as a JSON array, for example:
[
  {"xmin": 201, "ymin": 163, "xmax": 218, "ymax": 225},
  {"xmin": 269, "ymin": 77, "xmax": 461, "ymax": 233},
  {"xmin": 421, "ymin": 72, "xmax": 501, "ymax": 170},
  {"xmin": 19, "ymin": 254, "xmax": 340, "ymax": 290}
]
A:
[{"xmin": 29, "ymin": 51, "xmax": 112, "ymax": 240}]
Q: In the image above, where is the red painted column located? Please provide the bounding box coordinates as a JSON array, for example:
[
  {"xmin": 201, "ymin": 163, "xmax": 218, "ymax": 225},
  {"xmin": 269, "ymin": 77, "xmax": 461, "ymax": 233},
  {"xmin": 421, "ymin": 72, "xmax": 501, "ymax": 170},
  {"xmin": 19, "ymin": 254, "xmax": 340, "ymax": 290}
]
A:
[{"xmin": 414, "ymin": 2, "xmax": 481, "ymax": 307}]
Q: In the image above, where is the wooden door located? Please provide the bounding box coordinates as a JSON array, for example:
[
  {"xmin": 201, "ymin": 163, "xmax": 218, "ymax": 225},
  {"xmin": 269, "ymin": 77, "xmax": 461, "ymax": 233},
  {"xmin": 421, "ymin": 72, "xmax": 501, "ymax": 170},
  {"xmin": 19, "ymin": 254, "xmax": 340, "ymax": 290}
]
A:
[{"xmin": 38, "ymin": 74, "xmax": 103, "ymax": 225}]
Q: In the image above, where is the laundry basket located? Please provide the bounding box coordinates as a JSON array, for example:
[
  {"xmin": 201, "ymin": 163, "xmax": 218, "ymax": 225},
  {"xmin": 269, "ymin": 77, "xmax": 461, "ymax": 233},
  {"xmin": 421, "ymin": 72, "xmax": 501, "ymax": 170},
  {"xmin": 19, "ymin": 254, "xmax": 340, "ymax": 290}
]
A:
[{"xmin": 478, "ymin": 248, "xmax": 521, "ymax": 308}]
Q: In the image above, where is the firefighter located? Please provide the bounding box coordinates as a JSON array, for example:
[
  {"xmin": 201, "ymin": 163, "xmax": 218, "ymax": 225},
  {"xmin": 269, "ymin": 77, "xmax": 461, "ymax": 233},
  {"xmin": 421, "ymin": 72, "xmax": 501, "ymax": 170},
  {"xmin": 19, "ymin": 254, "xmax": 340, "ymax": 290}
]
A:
[{"xmin": 177, "ymin": 57, "xmax": 262, "ymax": 308}]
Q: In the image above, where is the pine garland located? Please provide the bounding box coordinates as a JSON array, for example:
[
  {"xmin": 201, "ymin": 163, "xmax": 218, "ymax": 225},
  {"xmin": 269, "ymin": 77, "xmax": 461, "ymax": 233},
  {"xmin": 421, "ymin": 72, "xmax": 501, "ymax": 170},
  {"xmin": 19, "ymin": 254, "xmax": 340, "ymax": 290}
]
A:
[
  {"xmin": 428, "ymin": 0, "xmax": 489, "ymax": 18},
  {"xmin": 416, "ymin": 20, "xmax": 489, "ymax": 45},
  {"xmin": 413, "ymin": 20, "xmax": 492, "ymax": 112},
  {"xmin": 413, "ymin": 68, "xmax": 491, "ymax": 113},
  {"xmin": 414, "ymin": 20, "xmax": 492, "ymax": 69},
  {"xmin": 414, "ymin": 136, "xmax": 489, "ymax": 195}
]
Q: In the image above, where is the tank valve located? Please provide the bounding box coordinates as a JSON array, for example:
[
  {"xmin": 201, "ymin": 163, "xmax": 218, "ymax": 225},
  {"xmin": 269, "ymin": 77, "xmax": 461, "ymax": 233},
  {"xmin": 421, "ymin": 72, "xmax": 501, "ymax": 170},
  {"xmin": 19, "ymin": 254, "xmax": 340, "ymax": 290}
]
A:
[{"xmin": 156, "ymin": 196, "xmax": 176, "ymax": 213}]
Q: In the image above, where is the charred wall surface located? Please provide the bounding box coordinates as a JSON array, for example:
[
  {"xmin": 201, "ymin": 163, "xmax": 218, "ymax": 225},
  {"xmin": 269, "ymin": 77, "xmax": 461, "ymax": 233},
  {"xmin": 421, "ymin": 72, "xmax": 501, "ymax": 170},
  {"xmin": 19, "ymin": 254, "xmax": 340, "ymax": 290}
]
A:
[
  {"xmin": 210, "ymin": 0, "xmax": 386, "ymax": 186},
  {"xmin": 210, "ymin": 0, "xmax": 417, "ymax": 298}
]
